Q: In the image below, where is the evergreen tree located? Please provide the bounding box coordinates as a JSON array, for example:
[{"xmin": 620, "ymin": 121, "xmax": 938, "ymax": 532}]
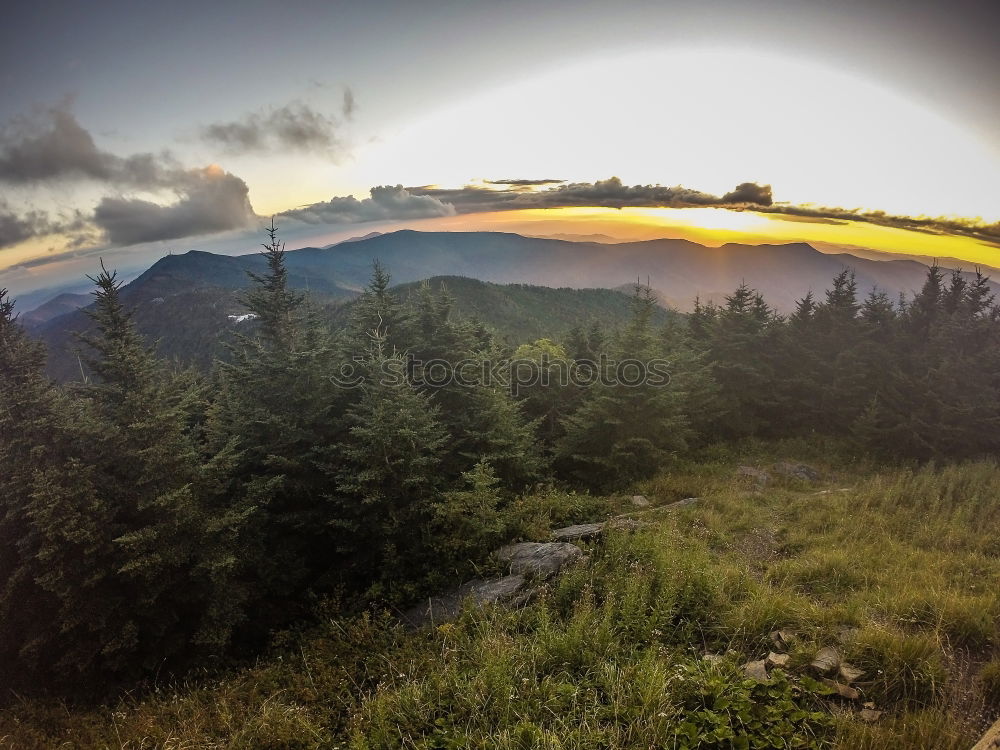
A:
[
  {"xmin": 0, "ymin": 290, "xmax": 76, "ymax": 686},
  {"xmin": 210, "ymin": 221, "xmax": 344, "ymax": 621},
  {"xmin": 557, "ymin": 285, "xmax": 688, "ymax": 488},
  {"xmin": 335, "ymin": 332, "xmax": 449, "ymax": 593}
]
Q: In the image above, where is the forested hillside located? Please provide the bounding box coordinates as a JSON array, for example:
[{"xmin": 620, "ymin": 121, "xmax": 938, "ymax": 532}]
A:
[
  {"xmin": 3, "ymin": 226, "xmax": 1000, "ymax": 747},
  {"xmin": 30, "ymin": 228, "xmax": 997, "ymax": 381}
]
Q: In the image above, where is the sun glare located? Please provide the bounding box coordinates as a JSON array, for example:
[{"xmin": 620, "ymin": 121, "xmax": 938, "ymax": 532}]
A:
[{"xmin": 342, "ymin": 48, "xmax": 1000, "ymax": 223}]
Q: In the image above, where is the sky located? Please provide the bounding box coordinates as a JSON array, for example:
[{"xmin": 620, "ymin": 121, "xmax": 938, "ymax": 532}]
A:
[{"xmin": 2, "ymin": 0, "xmax": 1000, "ymax": 300}]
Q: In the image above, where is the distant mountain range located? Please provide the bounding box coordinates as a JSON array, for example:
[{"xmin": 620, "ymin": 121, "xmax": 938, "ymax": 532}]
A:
[{"xmin": 26, "ymin": 229, "xmax": 997, "ymax": 380}]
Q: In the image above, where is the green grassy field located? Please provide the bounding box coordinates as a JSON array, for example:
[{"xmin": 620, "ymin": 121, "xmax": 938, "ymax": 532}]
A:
[{"xmin": 4, "ymin": 440, "xmax": 998, "ymax": 749}]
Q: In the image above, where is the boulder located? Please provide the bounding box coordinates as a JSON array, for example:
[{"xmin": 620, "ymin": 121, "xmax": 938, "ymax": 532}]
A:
[
  {"xmin": 402, "ymin": 574, "xmax": 526, "ymax": 628},
  {"xmin": 608, "ymin": 517, "xmax": 646, "ymax": 532},
  {"xmin": 811, "ymin": 647, "xmax": 842, "ymax": 675},
  {"xmin": 737, "ymin": 466, "xmax": 771, "ymax": 487},
  {"xmin": 551, "ymin": 523, "xmax": 605, "ymax": 542},
  {"xmin": 496, "ymin": 542, "xmax": 584, "ymax": 579},
  {"xmin": 631, "ymin": 494, "xmax": 650, "ymax": 508},
  {"xmin": 773, "ymin": 461, "xmax": 821, "ymax": 482},
  {"xmin": 664, "ymin": 497, "xmax": 699, "ymax": 510}
]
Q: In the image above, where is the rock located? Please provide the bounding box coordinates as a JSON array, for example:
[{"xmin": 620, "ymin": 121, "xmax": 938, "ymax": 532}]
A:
[
  {"xmin": 496, "ymin": 542, "xmax": 584, "ymax": 579},
  {"xmin": 769, "ymin": 629, "xmax": 792, "ymax": 653},
  {"xmin": 402, "ymin": 574, "xmax": 526, "ymax": 628},
  {"xmin": 702, "ymin": 653, "xmax": 725, "ymax": 665},
  {"xmin": 772, "ymin": 461, "xmax": 821, "ymax": 482},
  {"xmin": 743, "ymin": 659, "xmax": 770, "ymax": 683},
  {"xmin": 859, "ymin": 708, "xmax": 883, "ymax": 723},
  {"xmin": 608, "ymin": 517, "xmax": 647, "ymax": 532},
  {"xmin": 550, "ymin": 523, "xmax": 605, "ymax": 542},
  {"xmin": 822, "ymin": 677, "xmax": 860, "ymax": 700},
  {"xmin": 839, "ymin": 662, "xmax": 865, "ymax": 684},
  {"xmin": 737, "ymin": 466, "xmax": 771, "ymax": 487},
  {"xmin": 811, "ymin": 646, "xmax": 841, "ymax": 675},
  {"xmin": 664, "ymin": 497, "xmax": 699, "ymax": 510},
  {"xmin": 972, "ymin": 717, "xmax": 1000, "ymax": 750},
  {"xmin": 631, "ymin": 494, "xmax": 650, "ymax": 508},
  {"xmin": 766, "ymin": 651, "xmax": 790, "ymax": 669}
]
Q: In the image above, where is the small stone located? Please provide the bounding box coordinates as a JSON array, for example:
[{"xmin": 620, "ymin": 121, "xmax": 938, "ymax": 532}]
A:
[
  {"xmin": 630, "ymin": 494, "xmax": 650, "ymax": 507},
  {"xmin": 822, "ymin": 678, "xmax": 860, "ymax": 700},
  {"xmin": 839, "ymin": 662, "xmax": 865, "ymax": 684},
  {"xmin": 702, "ymin": 653, "xmax": 724, "ymax": 665},
  {"xmin": 811, "ymin": 646, "xmax": 841, "ymax": 675},
  {"xmin": 743, "ymin": 659, "xmax": 770, "ymax": 683},
  {"xmin": 769, "ymin": 629, "xmax": 792, "ymax": 652},
  {"xmin": 766, "ymin": 651, "xmax": 790, "ymax": 669},
  {"xmin": 859, "ymin": 708, "xmax": 883, "ymax": 723}
]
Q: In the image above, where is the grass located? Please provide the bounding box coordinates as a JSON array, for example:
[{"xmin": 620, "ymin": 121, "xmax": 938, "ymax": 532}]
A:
[{"xmin": 2, "ymin": 441, "xmax": 998, "ymax": 748}]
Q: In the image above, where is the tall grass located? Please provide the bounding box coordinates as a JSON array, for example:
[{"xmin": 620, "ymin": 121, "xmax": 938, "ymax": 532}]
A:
[{"xmin": 2, "ymin": 448, "xmax": 998, "ymax": 748}]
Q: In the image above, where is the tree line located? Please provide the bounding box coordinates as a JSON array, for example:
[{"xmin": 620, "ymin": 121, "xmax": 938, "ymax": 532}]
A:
[{"xmin": 2, "ymin": 224, "xmax": 998, "ymax": 696}]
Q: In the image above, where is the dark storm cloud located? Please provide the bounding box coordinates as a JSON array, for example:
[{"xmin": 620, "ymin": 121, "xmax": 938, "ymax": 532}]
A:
[
  {"xmin": 93, "ymin": 166, "xmax": 256, "ymax": 245},
  {"xmin": 200, "ymin": 102, "xmax": 342, "ymax": 154},
  {"xmin": 281, "ymin": 185, "xmax": 455, "ymax": 225}
]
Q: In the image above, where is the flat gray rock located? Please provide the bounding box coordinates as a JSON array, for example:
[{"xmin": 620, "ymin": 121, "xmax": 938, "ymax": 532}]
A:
[
  {"xmin": 773, "ymin": 461, "xmax": 821, "ymax": 481},
  {"xmin": 737, "ymin": 466, "xmax": 771, "ymax": 487},
  {"xmin": 631, "ymin": 494, "xmax": 650, "ymax": 507},
  {"xmin": 664, "ymin": 497, "xmax": 699, "ymax": 510},
  {"xmin": 496, "ymin": 542, "xmax": 584, "ymax": 578},
  {"xmin": 743, "ymin": 659, "xmax": 770, "ymax": 683},
  {"xmin": 551, "ymin": 523, "xmax": 605, "ymax": 542},
  {"xmin": 811, "ymin": 646, "xmax": 841, "ymax": 675},
  {"xmin": 402, "ymin": 574, "xmax": 526, "ymax": 628}
]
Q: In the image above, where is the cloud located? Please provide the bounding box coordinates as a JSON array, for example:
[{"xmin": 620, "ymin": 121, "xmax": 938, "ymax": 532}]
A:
[
  {"xmin": 200, "ymin": 102, "xmax": 342, "ymax": 154},
  {"xmin": 760, "ymin": 204, "xmax": 1000, "ymax": 244},
  {"xmin": 93, "ymin": 165, "xmax": 255, "ymax": 245},
  {"xmin": 342, "ymin": 87, "xmax": 356, "ymax": 120},
  {"xmin": 281, "ymin": 185, "xmax": 455, "ymax": 225},
  {"xmin": 407, "ymin": 177, "xmax": 768, "ymax": 213},
  {"xmin": 722, "ymin": 182, "xmax": 773, "ymax": 206},
  {"xmin": 0, "ymin": 202, "xmax": 57, "ymax": 248},
  {"xmin": 0, "ymin": 104, "xmax": 260, "ymax": 248},
  {"xmin": 403, "ymin": 178, "xmax": 1000, "ymax": 243},
  {"xmin": 0, "ymin": 103, "xmax": 182, "ymax": 186},
  {"xmin": 485, "ymin": 178, "xmax": 566, "ymax": 186}
]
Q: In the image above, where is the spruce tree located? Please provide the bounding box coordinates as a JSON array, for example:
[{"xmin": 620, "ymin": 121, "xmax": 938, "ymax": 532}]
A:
[
  {"xmin": 557, "ymin": 284, "xmax": 688, "ymax": 488},
  {"xmin": 335, "ymin": 331, "xmax": 449, "ymax": 594}
]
